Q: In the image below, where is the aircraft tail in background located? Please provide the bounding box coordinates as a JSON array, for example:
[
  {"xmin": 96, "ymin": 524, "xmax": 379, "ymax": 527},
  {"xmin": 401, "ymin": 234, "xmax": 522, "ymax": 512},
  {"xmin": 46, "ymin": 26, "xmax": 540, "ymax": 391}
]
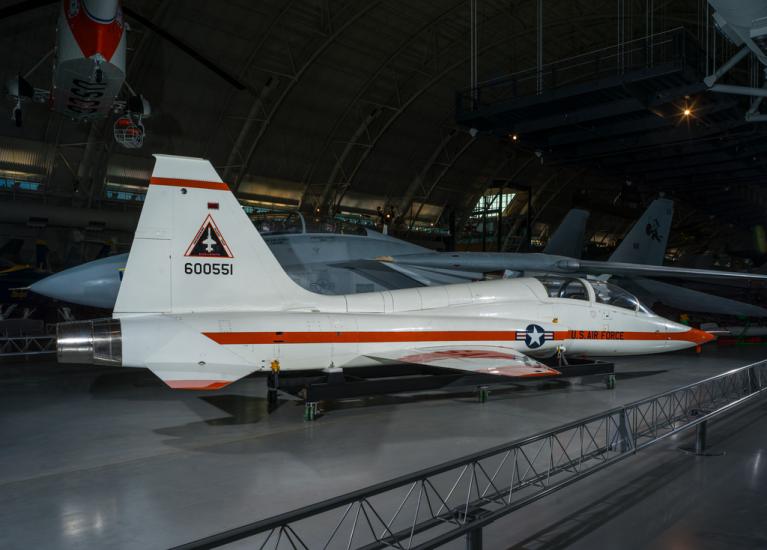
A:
[
  {"xmin": 543, "ymin": 209, "xmax": 589, "ymax": 258},
  {"xmin": 609, "ymin": 198, "xmax": 673, "ymax": 265}
]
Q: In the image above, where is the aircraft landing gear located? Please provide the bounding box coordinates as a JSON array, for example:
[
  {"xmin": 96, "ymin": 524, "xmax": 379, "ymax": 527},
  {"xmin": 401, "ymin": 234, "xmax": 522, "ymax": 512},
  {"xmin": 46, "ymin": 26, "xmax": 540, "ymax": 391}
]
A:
[{"xmin": 267, "ymin": 359, "xmax": 280, "ymax": 409}]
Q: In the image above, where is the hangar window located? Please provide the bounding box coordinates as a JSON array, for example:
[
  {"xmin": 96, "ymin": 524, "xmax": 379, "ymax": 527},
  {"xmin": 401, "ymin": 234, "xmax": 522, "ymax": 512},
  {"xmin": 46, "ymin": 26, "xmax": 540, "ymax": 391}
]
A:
[
  {"xmin": 251, "ymin": 210, "xmax": 305, "ymax": 234},
  {"xmin": 0, "ymin": 176, "xmax": 42, "ymax": 192},
  {"xmin": 105, "ymin": 182, "xmax": 146, "ymax": 202},
  {"xmin": 472, "ymin": 191, "xmax": 516, "ymax": 217}
]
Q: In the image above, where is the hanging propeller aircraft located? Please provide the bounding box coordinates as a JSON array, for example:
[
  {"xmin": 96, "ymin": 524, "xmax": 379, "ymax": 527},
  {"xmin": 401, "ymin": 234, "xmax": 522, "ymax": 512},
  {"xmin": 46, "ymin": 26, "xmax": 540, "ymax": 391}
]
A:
[{"xmin": 2, "ymin": 0, "xmax": 252, "ymax": 147}]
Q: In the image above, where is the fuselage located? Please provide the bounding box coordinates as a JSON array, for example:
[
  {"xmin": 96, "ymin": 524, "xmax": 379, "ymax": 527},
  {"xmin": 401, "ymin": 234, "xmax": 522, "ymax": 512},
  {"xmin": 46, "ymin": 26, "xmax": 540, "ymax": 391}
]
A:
[
  {"xmin": 117, "ymin": 277, "xmax": 710, "ymax": 384},
  {"xmin": 55, "ymin": 155, "xmax": 715, "ymax": 391}
]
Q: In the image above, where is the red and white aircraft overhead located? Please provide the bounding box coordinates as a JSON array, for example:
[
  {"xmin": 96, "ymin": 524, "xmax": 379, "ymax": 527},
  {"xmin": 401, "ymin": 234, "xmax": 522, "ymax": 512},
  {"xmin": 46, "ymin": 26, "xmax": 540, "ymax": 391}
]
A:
[{"xmin": 56, "ymin": 155, "xmax": 714, "ymax": 390}]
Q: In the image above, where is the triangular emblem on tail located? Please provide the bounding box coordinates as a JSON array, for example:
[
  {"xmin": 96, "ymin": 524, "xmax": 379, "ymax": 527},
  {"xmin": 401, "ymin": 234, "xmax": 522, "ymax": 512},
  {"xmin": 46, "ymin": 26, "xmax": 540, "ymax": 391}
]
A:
[{"xmin": 184, "ymin": 214, "xmax": 233, "ymax": 258}]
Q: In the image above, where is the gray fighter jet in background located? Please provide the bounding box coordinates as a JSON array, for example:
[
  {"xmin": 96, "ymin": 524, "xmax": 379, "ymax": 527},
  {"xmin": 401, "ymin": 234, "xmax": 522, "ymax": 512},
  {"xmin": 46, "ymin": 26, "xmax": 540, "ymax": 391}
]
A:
[
  {"xmin": 382, "ymin": 199, "xmax": 767, "ymax": 317},
  {"xmin": 27, "ymin": 198, "xmax": 767, "ymax": 317}
]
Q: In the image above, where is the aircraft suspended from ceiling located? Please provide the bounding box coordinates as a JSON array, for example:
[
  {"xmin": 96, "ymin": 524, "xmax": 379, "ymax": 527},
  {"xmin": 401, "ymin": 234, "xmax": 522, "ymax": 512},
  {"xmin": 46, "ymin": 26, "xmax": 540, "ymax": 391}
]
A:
[{"xmin": 3, "ymin": 0, "xmax": 252, "ymax": 148}]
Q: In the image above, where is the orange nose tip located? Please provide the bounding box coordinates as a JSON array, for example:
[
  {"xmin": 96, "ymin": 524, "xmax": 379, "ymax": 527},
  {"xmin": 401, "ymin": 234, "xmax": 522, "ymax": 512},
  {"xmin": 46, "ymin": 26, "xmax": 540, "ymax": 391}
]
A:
[{"xmin": 685, "ymin": 328, "xmax": 716, "ymax": 345}]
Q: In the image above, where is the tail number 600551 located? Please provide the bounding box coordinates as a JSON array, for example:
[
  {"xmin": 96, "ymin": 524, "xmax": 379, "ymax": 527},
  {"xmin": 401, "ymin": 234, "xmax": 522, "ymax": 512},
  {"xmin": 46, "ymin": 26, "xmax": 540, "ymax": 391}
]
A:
[{"xmin": 184, "ymin": 262, "xmax": 233, "ymax": 275}]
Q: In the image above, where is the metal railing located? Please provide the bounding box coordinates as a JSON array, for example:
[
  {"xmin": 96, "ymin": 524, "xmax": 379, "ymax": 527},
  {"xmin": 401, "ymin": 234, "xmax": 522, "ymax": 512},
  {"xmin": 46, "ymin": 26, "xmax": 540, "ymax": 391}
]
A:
[
  {"xmin": 456, "ymin": 27, "xmax": 703, "ymax": 114},
  {"xmin": 171, "ymin": 359, "xmax": 767, "ymax": 550},
  {"xmin": 0, "ymin": 335, "xmax": 56, "ymax": 357}
]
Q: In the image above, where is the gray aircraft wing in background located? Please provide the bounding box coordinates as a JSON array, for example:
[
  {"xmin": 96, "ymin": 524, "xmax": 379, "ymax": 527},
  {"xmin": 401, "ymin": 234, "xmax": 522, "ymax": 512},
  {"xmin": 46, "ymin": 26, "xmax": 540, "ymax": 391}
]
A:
[{"xmin": 381, "ymin": 252, "xmax": 767, "ymax": 283}]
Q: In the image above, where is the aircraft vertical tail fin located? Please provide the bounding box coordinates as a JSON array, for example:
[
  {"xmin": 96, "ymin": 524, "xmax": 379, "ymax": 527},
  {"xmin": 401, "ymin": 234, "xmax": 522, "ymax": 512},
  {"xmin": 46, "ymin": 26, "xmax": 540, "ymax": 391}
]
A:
[
  {"xmin": 114, "ymin": 155, "xmax": 315, "ymax": 315},
  {"xmin": 543, "ymin": 209, "xmax": 589, "ymax": 258},
  {"xmin": 609, "ymin": 198, "xmax": 673, "ymax": 265}
]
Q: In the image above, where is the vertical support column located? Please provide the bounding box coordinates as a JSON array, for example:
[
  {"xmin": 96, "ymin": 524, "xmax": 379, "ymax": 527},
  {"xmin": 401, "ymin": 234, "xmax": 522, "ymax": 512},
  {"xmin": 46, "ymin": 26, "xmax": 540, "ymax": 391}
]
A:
[
  {"xmin": 466, "ymin": 526, "xmax": 483, "ymax": 550},
  {"xmin": 695, "ymin": 421, "xmax": 707, "ymax": 455},
  {"xmin": 448, "ymin": 209, "xmax": 456, "ymax": 252},
  {"xmin": 469, "ymin": 0, "xmax": 478, "ymax": 107},
  {"xmin": 681, "ymin": 417, "xmax": 722, "ymax": 456},
  {"xmin": 536, "ymin": 0, "xmax": 543, "ymax": 94},
  {"xmin": 497, "ymin": 184, "xmax": 503, "ymax": 252},
  {"xmin": 526, "ymin": 186, "xmax": 532, "ymax": 251},
  {"xmin": 618, "ymin": 408, "xmax": 632, "ymax": 452}
]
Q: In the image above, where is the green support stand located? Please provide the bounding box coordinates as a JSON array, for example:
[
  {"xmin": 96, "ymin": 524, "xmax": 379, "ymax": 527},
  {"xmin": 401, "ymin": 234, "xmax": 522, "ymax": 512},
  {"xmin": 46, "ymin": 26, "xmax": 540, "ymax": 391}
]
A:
[
  {"xmin": 304, "ymin": 402, "xmax": 319, "ymax": 421},
  {"xmin": 478, "ymin": 386, "xmax": 490, "ymax": 403}
]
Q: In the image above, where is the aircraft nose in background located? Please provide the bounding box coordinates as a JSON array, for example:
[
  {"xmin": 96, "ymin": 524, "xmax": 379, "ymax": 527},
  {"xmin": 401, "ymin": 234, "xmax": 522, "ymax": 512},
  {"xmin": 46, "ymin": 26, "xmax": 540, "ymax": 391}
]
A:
[
  {"xmin": 28, "ymin": 257, "xmax": 124, "ymax": 310},
  {"xmin": 684, "ymin": 327, "xmax": 716, "ymax": 345},
  {"xmin": 28, "ymin": 271, "xmax": 70, "ymax": 302}
]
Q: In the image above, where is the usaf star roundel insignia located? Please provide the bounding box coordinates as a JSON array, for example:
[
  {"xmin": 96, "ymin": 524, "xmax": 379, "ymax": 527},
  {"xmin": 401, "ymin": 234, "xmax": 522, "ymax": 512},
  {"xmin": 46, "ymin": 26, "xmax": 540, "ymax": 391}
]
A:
[{"xmin": 516, "ymin": 323, "xmax": 553, "ymax": 349}]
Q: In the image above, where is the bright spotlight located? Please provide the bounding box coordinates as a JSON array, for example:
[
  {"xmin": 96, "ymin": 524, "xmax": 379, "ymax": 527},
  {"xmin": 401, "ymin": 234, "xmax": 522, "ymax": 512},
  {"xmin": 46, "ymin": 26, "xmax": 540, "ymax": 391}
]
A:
[{"xmin": 683, "ymin": 107, "xmax": 692, "ymax": 117}]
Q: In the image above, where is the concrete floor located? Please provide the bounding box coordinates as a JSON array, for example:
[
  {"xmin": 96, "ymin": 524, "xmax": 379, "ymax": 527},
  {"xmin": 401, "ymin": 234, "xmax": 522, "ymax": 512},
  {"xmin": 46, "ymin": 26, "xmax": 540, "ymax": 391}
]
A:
[{"xmin": 0, "ymin": 346, "xmax": 765, "ymax": 549}]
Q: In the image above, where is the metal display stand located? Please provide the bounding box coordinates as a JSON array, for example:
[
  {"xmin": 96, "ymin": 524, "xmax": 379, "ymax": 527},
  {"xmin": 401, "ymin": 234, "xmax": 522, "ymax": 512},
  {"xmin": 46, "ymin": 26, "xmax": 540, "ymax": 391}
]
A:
[
  {"xmin": 267, "ymin": 358, "xmax": 615, "ymax": 419},
  {"xmin": 172, "ymin": 359, "xmax": 767, "ymax": 550}
]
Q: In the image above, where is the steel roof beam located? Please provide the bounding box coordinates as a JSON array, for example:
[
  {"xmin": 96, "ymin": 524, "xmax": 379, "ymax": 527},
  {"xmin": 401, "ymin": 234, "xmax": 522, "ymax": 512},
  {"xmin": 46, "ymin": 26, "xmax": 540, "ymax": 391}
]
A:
[{"xmin": 232, "ymin": 1, "xmax": 383, "ymax": 192}]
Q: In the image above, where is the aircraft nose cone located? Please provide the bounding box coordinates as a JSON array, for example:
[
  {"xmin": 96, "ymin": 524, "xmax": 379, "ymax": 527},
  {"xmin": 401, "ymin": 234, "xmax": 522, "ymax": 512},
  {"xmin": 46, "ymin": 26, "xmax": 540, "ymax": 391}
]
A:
[
  {"xmin": 28, "ymin": 272, "xmax": 67, "ymax": 301},
  {"xmin": 684, "ymin": 327, "xmax": 716, "ymax": 345}
]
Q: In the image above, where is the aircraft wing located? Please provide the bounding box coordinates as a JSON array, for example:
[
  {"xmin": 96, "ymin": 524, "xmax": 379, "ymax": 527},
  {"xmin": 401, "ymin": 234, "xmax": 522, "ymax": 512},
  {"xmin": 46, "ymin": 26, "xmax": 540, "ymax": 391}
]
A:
[
  {"xmin": 365, "ymin": 345, "xmax": 561, "ymax": 378},
  {"xmin": 577, "ymin": 260, "xmax": 767, "ymax": 282},
  {"xmin": 383, "ymin": 253, "xmax": 767, "ymax": 283},
  {"xmin": 380, "ymin": 262, "xmax": 483, "ymax": 285},
  {"xmin": 617, "ymin": 276, "xmax": 767, "ymax": 317},
  {"xmin": 330, "ymin": 260, "xmax": 480, "ymax": 288}
]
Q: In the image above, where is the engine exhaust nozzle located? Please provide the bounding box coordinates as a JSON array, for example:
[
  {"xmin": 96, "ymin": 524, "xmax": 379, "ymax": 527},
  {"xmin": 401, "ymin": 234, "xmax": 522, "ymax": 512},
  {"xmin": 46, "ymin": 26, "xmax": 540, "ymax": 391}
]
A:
[{"xmin": 57, "ymin": 319, "xmax": 122, "ymax": 366}]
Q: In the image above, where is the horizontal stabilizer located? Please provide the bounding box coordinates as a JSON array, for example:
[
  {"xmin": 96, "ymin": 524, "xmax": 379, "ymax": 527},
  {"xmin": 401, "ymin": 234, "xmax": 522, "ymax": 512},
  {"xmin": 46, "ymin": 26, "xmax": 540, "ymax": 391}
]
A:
[
  {"xmin": 365, "ymin": 345, "xmax": 560, "ymax": 378},
  {"xmin": 141, "ymin": 319, "xmax": 259, "ymax": 390}
]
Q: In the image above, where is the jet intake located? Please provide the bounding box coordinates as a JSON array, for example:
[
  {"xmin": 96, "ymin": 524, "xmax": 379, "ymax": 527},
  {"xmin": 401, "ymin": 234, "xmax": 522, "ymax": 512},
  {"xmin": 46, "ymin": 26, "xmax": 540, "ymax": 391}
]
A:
[{"xmin": 57, "ymin": 319, "xmax": 122, "ymax": 366}]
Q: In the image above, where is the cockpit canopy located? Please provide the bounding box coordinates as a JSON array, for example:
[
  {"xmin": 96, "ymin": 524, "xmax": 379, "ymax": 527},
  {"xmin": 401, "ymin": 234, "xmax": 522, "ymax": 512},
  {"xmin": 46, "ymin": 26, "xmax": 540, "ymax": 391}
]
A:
[
  {"xmin": 591, "ymin": 280, "xmax": 653, "ymax": 314},
  {"xmin": 250, "ymin": 210, "xmax": 369, "ymax": 236},
  {"xmin": 536, "ymin": 277, "xmax": 653, "ymax": 315}
]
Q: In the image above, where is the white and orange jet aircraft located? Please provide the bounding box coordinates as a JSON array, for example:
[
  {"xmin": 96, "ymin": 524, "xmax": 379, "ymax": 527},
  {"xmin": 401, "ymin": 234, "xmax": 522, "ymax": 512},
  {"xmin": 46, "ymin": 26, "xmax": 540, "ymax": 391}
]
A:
[{"xmin": 56, "ymin": 155, "xmax": 714, "ymax": 390}]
